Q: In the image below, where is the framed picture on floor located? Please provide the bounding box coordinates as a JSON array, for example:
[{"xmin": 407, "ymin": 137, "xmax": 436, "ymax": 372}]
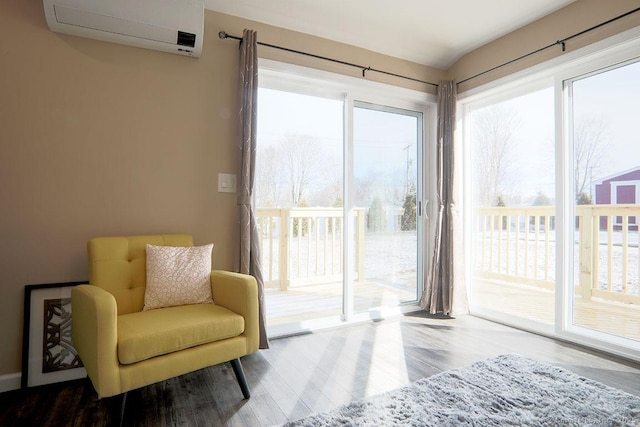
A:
[{"xmin": 21, "ymin": 281, "xmax": 88, "ymax": 388}]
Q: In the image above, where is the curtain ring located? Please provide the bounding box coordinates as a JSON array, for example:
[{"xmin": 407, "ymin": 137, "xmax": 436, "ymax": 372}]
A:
[{"xmin": 557, "ymin": 40, "xmax": 566, "ymax": 52}]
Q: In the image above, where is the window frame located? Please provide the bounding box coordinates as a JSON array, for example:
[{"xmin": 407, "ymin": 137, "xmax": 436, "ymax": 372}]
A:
[
  {"xmin": 258, "ymin": 58, "xmax": 436, "ymax": 333},
  {"xmin": 458, "ymin": 26, "xmax": 640, "ymax": 361}
]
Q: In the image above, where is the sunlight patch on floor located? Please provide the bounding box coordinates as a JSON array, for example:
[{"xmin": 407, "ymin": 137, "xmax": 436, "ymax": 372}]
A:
[{"xmin": 366, "ymin": 321, "xmax": 409, "ymax": 394}]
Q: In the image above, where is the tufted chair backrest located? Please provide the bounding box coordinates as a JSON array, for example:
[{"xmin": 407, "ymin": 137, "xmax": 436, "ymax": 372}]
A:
[{"xmin": 87, "ymin": 234, "xmax": 193, "ymax": 315}]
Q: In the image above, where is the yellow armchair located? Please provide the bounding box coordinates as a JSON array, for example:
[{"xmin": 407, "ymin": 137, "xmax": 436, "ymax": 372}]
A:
[{"xmin": 71, "ymin": 234, "xmax": 259, "ymax": 415}]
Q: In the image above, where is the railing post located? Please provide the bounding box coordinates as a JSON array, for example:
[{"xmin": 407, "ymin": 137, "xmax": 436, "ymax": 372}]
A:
[
  {"xmin": 356, "ymin": 208, "xmax": 365, "ymax": 282},
  {"xmin": 279, "ymin": 208, "xmax": 290, "ymax": 291},
  {"xmin": 578, "ymin": 206, "xmax": 594, "ymax": 300}
]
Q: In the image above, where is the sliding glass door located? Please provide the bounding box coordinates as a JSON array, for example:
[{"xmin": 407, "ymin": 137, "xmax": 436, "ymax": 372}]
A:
[
  {"xmin": 567, "ymin": 59, "xmax": 640, "ymax": 345},
  {"xmin": 467, "ymin": 85, "xmax": 556, "ymax": 329},
  {"xmin": 464, "ymin": 38, "xmax": 640, "ymax": 359},
  {"xmin": 353, "ymin": 103, "xmax": 422, "ymax": 315},
  {"xmin": 255, "ymin": 70, "xmax": 429, "ymax": 335},
  {"xmin": 256, "ymin": 88, "xmax": 345, "ymax": 330}
]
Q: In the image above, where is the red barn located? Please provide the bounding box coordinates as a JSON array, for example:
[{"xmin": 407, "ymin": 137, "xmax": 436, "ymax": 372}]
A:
[{"xmin": 593, "ymin": 167, "xmax": 640, "ymax": 230}]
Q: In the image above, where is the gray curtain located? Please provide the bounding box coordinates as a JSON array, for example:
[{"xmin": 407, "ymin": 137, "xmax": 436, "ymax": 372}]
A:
[
  {"xmin": 420, "ymin": 80, "xmax": 457, "ymax": 315},
  {"xmin": 238, "ymin": 29, "xmax": 268, "ymax": 349}
]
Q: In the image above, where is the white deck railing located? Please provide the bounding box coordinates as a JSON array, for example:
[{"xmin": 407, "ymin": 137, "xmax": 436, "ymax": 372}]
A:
[
  {"xmin": 475, "ymin": 204, "xmax": 640, "ymax": 305},
  {"xmin": 576, "ymin": 204, "xmax": 640, "ymax": 304},
  {"xmin": 258, "ymin": 205, "xmax": 639, "ymax": 305},
  {"xmin": 256, "ymin": 207, "xmax": 365, "ymax": 290}
]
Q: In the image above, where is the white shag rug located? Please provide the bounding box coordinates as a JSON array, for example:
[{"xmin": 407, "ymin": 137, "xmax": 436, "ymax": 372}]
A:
[{"xmin": 284, "ymin": 353, "xmax": 640, "ymax": 427}]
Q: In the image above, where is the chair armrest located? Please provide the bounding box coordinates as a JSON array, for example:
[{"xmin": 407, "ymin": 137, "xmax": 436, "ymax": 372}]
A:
[
  {"xmin": 71, "ymin": 285, "xmax": 122, "ymax": 398},
  {"xmin": 210, "ymin": 270, "xmax": 259, "ymax": 354}
]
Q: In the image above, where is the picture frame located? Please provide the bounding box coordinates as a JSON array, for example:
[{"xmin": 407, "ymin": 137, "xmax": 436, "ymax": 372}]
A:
[{"xmin": 21, "ymin": 281, "xmax": 88, "ymax": 388}]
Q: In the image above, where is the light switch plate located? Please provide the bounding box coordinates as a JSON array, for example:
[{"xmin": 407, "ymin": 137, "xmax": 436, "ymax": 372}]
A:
[{"xmin": 218, "ymin": 173, "xmax": 237, "ymax": 193}]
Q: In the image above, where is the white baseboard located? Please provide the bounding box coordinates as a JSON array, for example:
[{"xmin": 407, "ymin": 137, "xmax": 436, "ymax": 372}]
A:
[{"xmin": 0, "ymin": 372, "xmax": 21, "ymax": 393}]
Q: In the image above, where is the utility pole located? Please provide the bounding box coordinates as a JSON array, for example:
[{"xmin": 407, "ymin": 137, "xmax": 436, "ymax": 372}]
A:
[{"xmin": 403, "ymin": 143, "xmax": 413, "ymax": 195}]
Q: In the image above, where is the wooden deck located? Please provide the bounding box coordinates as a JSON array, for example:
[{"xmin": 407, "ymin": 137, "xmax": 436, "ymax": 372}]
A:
[
  {"xmin": 471, "ymin": 279, "xmax": 640, "ymax": 342},
  {"xmin": 265, "ymin": 275, "xmax": 418, "ymax": 327},
  {"xmin": 266, "ymin": 278, "xmax": 640, "ymax": 343}
]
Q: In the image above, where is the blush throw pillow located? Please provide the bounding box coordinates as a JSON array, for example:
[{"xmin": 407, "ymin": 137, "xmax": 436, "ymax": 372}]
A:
[{"xmin": 144, "ymin": 243, "xmax": 215, "ymax": 311}]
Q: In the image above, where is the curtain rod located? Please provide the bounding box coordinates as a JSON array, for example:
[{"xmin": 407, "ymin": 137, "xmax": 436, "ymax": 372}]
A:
[
  {"xmin": 218, "ymin": 31, "xmax": 439, "ymax": 88},
  {"xmin": 457, "ymin": 6, "xmax": 640, "ymax": 86}
]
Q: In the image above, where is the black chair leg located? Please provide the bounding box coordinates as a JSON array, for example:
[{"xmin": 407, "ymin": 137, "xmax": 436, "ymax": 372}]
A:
[
  {"xmin": 230, "ymin": 358, "xmax": 251, "ymax": 399},
  {"xmin": 117, "ymin": 392, "xmax": 127, "ymax": 427}
]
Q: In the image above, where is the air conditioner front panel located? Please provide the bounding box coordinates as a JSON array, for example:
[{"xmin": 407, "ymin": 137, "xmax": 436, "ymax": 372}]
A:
[
  {"xmin": 54, "ymin": 5, "xmax": 178, "ymax": 45},
  {"xmin": 42, "ymin": 0, "xmax": 203, "ymax": 57}
]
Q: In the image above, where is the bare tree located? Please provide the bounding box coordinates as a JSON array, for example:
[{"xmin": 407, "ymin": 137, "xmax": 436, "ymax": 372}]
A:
[
  {"xmin": 311, "ymin": 155, "xmax": 343, "ymax": 207},
  {"xmin": 280, "ymin": 133, "xmax": 326, "ymax": 206},
  {"xmin": 255, "ymin": 144, "xmax": 281, "ymax": 207},
  {"xmin": 574, "ymin": 118, "xmax": 606, "ymax": 202},
  {"xmin": 472, "ymin": 105, "xmax": 521, "ymax": 206},
  {"xmin": 256, "ymin": 134, "xmax": 341, "ymax": 208}
]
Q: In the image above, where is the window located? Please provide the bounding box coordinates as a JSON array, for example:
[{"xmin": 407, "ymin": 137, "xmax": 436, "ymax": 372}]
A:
[
  {"xmin": 567, "ymin": 59, "xmax": 640, "ymax": 346},
  {"xmin": 466, "ymin": 85, "xmax": 555, "ymax": 329},
  {"xmin": 353, "ymin": 103, "xmax": 423, "ymax": 311}
]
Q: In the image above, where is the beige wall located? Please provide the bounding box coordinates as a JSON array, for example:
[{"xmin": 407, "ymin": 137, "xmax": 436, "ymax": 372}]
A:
[
  {"xmin": 449, "ymin": 0, "xmax": 640, "ymax": 92},
  {"xmin": 0, "ymin": 3, "xmax": 440, "ymax": 377}
]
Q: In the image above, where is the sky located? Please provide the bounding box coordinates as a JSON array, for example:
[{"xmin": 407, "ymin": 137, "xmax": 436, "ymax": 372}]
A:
[
  {"xmin": 572, "ymin": 60, "xmax": 640, "ymax": 180},
  {"xmin": 257, "ymin": 88, "xmax": 343, "ymax": 149},
  {"xmin": 478, "ymin": 87, "xmax": 556, "ymax": 199},
  {"xmin": 257, "ymin": 88, "xmax": 420, "ymax": 206},
  {"xmin": 257, "ymin": 88, "xmax": 419, "ymax": 177},
  {"xmin": 257, "ymin": 58, "xmax": 640, "ymax": 207},
  {"xmin": 470, "ymin": 59, "xmax": 640, "ymax": 203}
]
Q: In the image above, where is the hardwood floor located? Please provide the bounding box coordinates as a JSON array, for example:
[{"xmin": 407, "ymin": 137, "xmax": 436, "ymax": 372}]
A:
[{"xmin": 2, "ymin": 313, "xmax": 640, "ymax": 426}]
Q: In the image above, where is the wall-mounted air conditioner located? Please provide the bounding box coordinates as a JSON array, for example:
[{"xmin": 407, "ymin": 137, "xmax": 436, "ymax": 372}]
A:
[{"xmin": 42, "ymin": 0, "xmax": 204, "ymax": 57}]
